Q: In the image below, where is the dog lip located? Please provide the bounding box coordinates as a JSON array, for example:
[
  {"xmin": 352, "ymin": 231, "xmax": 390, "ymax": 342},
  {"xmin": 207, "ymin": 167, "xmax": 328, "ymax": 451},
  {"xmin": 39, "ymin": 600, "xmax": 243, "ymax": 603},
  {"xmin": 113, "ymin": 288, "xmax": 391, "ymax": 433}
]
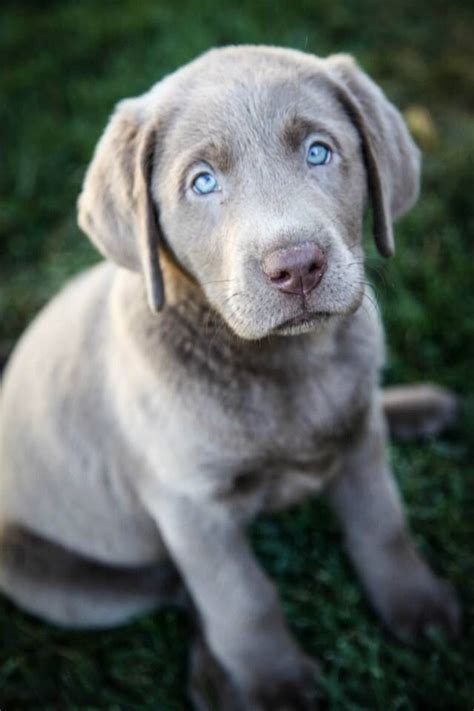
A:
[{"xmin": 273, "ymin": 310, "xmax": 332, "ymax": 331}]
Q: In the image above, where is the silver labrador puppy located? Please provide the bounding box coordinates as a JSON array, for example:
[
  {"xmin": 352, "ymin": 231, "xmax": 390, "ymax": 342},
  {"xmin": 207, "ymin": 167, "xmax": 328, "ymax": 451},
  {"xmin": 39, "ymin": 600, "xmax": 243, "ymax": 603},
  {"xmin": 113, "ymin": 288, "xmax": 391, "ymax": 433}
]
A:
[{"xmin": 0, "ymin": 46, "xmax": 460, "ymax": 709}]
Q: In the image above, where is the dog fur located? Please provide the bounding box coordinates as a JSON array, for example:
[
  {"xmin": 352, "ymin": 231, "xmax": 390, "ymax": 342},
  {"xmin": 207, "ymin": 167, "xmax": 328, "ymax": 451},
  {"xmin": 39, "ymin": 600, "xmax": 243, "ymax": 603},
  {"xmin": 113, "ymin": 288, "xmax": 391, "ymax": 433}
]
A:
[{"xmin": 0, "ymin": 46, "xmax": 460, "ymax": 709}]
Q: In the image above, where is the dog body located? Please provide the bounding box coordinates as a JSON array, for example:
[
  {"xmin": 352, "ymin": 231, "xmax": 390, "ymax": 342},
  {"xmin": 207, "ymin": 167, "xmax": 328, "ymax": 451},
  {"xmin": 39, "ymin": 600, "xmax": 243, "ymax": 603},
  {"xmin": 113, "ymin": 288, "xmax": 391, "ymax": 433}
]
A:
[
  {"xmin": 0, "ymin": 47, "xmax": 459, "ymax": 709},
  {"xmin": 0, "ymin": 260, "xmax": 381, "ymax": 561}
]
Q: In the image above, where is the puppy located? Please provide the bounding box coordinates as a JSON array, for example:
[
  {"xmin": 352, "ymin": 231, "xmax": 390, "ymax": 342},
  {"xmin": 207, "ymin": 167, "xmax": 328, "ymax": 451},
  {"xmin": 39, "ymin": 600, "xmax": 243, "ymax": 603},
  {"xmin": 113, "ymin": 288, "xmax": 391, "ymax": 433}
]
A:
[{"xmin": 0, "ymin": 46, "xmax": 460, "ymax": 709}]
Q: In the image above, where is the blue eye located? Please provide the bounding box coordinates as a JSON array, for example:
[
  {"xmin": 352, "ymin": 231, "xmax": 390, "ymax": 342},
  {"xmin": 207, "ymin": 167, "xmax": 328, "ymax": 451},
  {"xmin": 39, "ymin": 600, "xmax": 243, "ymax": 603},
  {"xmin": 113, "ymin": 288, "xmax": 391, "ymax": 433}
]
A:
[
  {"xmin": 192, "ymin": 172, "xmax": 219, "ymax": 195},
  {"xmin": 307, "ymin": 142, "xmax": 332, "ymax": 166}
]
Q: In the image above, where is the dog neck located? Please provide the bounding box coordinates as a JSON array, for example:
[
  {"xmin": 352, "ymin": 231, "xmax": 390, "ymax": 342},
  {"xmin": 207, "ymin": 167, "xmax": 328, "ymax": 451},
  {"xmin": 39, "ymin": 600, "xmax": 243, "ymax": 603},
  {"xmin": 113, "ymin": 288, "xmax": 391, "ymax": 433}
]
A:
[{"xmin": 112, "ymin": 260, "xmax": 345, "ymax": 387}]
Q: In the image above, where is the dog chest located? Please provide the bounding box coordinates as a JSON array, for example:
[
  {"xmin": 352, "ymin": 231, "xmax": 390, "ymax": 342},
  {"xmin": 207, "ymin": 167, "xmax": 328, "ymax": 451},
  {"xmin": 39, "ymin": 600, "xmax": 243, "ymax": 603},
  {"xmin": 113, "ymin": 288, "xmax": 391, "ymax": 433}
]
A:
[{"xmin": 171, "ymin": 358, "xmax": 373, "ymax": 512}]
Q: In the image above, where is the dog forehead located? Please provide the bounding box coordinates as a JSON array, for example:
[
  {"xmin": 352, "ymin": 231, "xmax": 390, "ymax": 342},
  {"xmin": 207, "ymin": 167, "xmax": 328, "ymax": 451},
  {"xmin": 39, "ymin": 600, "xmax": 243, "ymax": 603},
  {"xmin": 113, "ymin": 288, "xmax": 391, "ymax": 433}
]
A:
[{"xmin": 162, "ymin": 70, "xmax": 346, "ymax": 158}]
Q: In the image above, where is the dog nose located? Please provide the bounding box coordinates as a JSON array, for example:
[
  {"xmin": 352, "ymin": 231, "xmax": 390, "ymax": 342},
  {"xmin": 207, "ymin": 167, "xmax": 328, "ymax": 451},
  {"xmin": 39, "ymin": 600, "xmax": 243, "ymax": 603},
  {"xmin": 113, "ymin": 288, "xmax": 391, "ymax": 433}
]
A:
[{"xmin": 262, "ymin": 243, "xmax": 326, "ymax": 295}]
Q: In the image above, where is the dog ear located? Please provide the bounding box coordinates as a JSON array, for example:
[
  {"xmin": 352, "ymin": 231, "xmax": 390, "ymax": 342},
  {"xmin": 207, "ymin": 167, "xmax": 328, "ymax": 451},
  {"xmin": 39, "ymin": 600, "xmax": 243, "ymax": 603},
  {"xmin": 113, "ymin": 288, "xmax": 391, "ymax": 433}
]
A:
[
  {"xmin": 78, "ymin": 98, "xmax": 165, "ymax": 311},
  {"xmin": 325, "ymin": 54, "xmax": 421, "ymax": 257}
]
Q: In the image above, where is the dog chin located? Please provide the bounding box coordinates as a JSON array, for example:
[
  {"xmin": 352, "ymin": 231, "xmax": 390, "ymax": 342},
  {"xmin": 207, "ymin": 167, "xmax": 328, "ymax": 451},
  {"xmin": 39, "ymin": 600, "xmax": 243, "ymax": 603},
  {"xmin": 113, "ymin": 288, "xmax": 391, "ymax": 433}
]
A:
[
  {"xmin": 271, "ymin": 312, "xmax": 337, "ymax": 337},
  {"xmin": 228, "ymin": 312, "xmax": 340, "ymax": 341},
  {"xmin": 266, "ymin": 289, "xmax": 366, "ymax": 338}
]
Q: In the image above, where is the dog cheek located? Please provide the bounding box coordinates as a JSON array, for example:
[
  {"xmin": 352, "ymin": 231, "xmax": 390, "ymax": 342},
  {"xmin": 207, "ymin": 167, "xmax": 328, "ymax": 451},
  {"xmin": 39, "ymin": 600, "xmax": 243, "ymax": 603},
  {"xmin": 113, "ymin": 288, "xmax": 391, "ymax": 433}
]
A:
[{"xmin": 216, "ymin": 282, "xmax": 273, "ymax": 340}]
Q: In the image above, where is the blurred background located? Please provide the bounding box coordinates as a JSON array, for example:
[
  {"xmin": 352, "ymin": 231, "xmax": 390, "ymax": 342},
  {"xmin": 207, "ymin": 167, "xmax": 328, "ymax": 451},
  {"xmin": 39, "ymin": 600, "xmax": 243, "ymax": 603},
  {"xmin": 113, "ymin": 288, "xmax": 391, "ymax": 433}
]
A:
[{"xmin": 0, "ymin": 0, "xmax": 473, "ymax": 707}]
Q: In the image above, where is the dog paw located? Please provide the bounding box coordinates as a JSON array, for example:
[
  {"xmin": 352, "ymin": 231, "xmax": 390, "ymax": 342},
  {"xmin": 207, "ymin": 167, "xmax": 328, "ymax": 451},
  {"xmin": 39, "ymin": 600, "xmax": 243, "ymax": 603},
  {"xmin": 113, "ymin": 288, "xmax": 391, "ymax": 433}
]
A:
[
  {"xmin": 243, "ymin": 655, "xmax": 320, "ymax": 711},
  {"xmin": 379, "ymin": 571, "xmax": 461, "ymax": 643},
  {"xmin": 189, "ymin": 635, "xmax": 243, "ymax": 711},
  {"xmin": 189, "ymin": 638, "xmax": 320, "ymax": 711}
]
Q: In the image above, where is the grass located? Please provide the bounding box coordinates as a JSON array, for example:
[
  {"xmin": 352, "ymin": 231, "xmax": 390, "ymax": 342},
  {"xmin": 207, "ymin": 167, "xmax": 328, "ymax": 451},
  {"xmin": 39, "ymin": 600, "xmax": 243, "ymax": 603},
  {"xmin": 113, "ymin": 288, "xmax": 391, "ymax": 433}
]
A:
[{"xmin": 0, "ymin": 0, "xmax": 473, "ymax": 708}]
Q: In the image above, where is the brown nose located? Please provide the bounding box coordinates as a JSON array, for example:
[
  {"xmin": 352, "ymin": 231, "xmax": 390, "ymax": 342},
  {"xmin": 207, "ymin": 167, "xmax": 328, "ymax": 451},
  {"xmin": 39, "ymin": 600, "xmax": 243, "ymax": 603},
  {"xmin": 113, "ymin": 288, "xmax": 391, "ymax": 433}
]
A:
[{"xmin": 262, "ymin": 243, "xmax": 326, "ymax": 295}]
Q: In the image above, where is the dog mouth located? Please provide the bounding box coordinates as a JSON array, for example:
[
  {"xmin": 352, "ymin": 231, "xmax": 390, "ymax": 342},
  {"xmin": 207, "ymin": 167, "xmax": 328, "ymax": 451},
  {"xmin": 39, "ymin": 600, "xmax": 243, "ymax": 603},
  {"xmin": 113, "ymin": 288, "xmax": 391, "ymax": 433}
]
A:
[{"xmin": 272, "ymin": 310, "xmax": 332, "ymax": 333}]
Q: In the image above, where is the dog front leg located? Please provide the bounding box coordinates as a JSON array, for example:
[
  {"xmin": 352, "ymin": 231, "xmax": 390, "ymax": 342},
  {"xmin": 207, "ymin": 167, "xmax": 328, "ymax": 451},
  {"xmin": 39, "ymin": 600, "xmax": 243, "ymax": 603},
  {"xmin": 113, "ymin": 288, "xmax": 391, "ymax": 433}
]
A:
[
  {"xmin": 143, "ymin": 486, "xmax": 318, "ymax": 710},
  {"xmin": 326, "ymin": 400, "xmax": 460, "ymax": 642}
]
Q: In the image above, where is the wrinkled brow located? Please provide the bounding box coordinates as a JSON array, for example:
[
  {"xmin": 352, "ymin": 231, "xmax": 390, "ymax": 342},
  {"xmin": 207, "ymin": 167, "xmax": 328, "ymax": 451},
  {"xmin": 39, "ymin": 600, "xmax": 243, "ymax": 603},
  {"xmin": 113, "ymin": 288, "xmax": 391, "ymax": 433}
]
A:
[
  {"xmin": 181, "ymin": 141, "xmax": 234, "ymax": 174},
  {"xmin": 282, "ymin": 115, "xmax": 341, "ymax": 152}
]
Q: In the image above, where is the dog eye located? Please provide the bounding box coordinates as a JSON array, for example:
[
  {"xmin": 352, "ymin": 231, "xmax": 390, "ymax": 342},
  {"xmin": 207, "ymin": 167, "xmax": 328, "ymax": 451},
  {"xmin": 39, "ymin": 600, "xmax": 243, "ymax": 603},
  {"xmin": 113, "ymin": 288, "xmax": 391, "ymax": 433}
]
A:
[
  {"xmin": 192, "ymin": 172, "xmax": 219, "ymax": 195},
  {"xmin": 306, "ymin": 142, "xmax": 332, "ymax": 166}
]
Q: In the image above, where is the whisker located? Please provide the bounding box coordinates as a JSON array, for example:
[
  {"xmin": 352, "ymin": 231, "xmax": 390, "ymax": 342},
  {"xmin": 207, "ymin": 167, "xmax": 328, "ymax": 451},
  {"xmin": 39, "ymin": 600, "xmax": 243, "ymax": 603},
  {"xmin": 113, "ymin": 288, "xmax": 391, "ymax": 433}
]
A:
[{"xmin": 200, "ymin": 278, "xmax": 238, "ymax": 287}]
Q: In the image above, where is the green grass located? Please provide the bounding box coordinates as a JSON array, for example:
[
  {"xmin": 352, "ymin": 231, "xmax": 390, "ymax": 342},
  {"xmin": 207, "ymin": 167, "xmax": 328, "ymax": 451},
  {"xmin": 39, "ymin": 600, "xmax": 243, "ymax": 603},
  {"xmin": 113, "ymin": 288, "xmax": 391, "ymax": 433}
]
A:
[{"xmin": 1, "ymin": 0, "xmax": 473, "ymax": 708}]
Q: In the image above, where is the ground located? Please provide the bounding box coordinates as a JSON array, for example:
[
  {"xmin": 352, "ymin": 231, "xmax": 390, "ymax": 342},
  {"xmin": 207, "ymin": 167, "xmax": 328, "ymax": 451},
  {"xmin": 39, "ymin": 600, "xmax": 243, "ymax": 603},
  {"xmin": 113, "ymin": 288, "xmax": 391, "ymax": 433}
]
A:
[{"xmin": 0, "ymin": 0, "xmax": 473, "ymax": 708}]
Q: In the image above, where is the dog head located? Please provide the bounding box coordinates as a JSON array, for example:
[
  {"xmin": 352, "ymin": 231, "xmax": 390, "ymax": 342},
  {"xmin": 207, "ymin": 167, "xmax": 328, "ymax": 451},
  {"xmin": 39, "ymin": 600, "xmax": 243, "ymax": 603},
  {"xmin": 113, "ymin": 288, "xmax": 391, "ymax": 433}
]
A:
[{"xmin": 78, "ymin": 46, "xmax": 420, "ymax": 339}]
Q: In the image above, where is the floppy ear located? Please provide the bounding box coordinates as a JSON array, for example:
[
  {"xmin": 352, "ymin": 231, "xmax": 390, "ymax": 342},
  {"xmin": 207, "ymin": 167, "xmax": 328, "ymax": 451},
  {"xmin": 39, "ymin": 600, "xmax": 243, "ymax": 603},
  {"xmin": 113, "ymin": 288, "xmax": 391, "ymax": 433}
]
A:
[
  {"xmin": 78, "ymin": 99, "xmax": 165, "ymax": 311},
  {"xmin": 325, "ymin": 54, "xmax": 421, "ymax": 257}
]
